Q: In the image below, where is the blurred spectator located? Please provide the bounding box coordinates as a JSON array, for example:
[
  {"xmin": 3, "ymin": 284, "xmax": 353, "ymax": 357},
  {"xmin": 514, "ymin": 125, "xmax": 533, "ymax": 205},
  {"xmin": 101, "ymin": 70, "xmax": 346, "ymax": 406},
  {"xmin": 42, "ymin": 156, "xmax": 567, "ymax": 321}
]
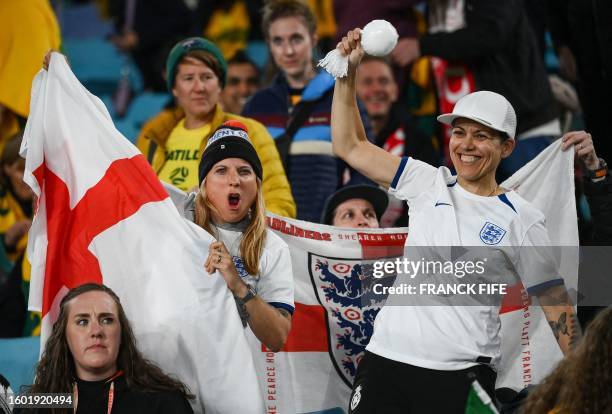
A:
[
  {"xmin": 356, "ymin": 56, "xmax": 439, "ymax": 226},
  {"xmin": 221, "ymin": 50, "xmax": 260, "ymax": 115},
  {"xmin": 136, "ymin": 37, "xmax": 296, "ymax": 217},
  {"xmin": 0, "ymin": 133, "xmax": 38, "ymax": 338},
  {"xmin": 400, "ymin": 0, "xmax": 559, "ymax": 179},
  {"xmin": 523, "ymin": 0, "xmax": 547, "ymax": 58},
  {"xmin": 333, "ymin": 1, "xmax": 418, "ymax": 55},
  {"xmin": 356, "ymin": 56, "xmax": 439, "ymax": 165},
  {"xmin": 0, "ymin": 107, "xmax": 21, "ymax": 163},
  {"xmin": 196, "ymin": 0, "xmax": 264, "ymax": 60},
  {"xmin": 334, "ymin": 0, "xmax": 419, "ymax": 42},
  {"xmin": 0, "ymin": 248, "xmax": 25, "ymax": 338},
  {"xmin": 562, "ymin": 131, "xmax": 612, "ymax": 328},
  {"xmin": 108, "ymin": 0, "xmax": 194, "ymax": 91},
  {"xmin": 0, "ymin": 0, "xmax": 60, "ymax": 151},
  {"xmin": 0, "ymin": 134, "xmax": 33, "ymax": 263},
  {"xmin": 307, "ymin": 0, "xmax": 337, "ymax": 51},
  {"xmin": 242, "ymin": 0, "xmax": 373, "ymax": 222},
  {"xmin": 547, "ymin": 0, "xmax": 612, "ymax": 163},
  {"xmin": 519, "ymin": 306, "xmax": 612, "ymax": 414},
  {"xmin": 321, "ymin": 184, "xmax": 388, "ymax": 228},
  {"xmin": 334, "ymin": 0, "xmax": 419, "ymax": 88}
]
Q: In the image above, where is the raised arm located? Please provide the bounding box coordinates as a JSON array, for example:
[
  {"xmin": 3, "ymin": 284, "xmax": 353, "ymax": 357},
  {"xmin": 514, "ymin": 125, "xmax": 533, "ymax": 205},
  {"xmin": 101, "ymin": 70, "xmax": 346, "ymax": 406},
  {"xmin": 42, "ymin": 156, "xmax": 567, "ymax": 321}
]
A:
[{"xmin": 332, "ymin": 29, "xmax": 401, "ymax": 189}]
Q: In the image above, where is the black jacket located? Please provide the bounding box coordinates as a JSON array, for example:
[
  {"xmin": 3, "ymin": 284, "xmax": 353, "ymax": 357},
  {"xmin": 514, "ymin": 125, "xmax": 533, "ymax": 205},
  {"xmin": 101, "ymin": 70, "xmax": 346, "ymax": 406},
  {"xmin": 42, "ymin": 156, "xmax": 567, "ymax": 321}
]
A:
[
  {"xmin": 577, "ymin": 175, "xmax": 612, "ymax": 328},
  {"xmin": 583, "ymin": 176, "xmax": 612, "ymax": 245},
  {"xmin": 420, "ymin": 0, "xmax": 557, "ymax": 134},
  {"xmin": 547, "ymin": 0, "xmax": 612, "ymax": 82}
]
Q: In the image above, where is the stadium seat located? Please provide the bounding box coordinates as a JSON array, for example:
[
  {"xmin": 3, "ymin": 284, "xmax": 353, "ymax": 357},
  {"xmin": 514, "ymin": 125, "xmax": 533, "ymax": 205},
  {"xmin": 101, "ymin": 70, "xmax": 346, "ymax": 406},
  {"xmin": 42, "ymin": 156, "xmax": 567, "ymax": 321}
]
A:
[
  {"xmin": 58, "ymin": 2, "xmax": 112, "ymax": 38},
  {"xmin": 124, "ymin": 92, "xmax": 171, "ymax": 130},
  {"xmin": 98, "ymin": 94, "xmax": 116, "ymax": 119},
  {"xmin": 114, "ymin": 119, "xmax": 140, "ymax": 144},
  {"xmin": 0, "ymin": 337, "xmax": 39, "ymax": 392},
  {"xmin": 245, "ymin": 41, "xmax": 270, "ymax": 71},
  {"xmin": 62, "ymin": 37, "xmax": 143, "ymax": 96}
]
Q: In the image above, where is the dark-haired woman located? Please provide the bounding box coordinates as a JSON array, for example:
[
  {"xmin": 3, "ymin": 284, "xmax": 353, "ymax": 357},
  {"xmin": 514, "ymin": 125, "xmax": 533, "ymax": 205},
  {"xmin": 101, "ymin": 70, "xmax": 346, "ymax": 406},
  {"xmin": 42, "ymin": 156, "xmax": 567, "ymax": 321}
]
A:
[
  {"xmin": 331, "ymin": 28, "xmax": 582, "ymax": 413},
  {"xmin": 18, "ymin": 283, "xmax": 194, "ymax": 413}
]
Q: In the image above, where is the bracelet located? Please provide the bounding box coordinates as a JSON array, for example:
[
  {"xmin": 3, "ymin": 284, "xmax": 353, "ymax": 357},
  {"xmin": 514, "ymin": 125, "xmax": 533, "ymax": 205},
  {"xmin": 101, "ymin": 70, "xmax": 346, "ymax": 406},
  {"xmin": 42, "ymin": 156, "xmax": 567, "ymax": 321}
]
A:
[{"xmin": 587, "ymin": 157, "xmax": 608, "ymax": 180}]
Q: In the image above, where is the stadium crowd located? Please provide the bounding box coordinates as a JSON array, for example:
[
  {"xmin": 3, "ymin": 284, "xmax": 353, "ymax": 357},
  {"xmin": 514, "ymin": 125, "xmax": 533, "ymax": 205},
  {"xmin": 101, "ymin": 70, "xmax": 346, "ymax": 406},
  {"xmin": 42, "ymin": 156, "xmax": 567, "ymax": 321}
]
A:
[{"xmin": 1, "ymin": 0, "xmax": 611, "ymax": 413}]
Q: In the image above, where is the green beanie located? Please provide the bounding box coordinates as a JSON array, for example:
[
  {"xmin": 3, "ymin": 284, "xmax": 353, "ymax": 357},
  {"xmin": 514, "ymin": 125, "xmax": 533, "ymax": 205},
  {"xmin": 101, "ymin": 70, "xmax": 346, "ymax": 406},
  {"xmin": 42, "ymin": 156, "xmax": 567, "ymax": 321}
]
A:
[{"xmin": 165, "ymin": 37, "xmax": 227, "ymax": 91}]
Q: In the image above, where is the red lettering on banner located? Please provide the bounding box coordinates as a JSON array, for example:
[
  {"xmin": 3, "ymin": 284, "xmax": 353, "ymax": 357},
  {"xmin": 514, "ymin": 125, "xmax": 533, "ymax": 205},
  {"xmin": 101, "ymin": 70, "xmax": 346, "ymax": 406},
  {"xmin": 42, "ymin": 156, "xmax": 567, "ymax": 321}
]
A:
[
  {"xmin": 37, "ymin": 155, "xmax": 168, "ymax": 316},
  {"xmin": 265, "ymin": 350, "xmax": 277, "ymax": 414},
  {"xmin": 266, "ymin": 217, "xmax": 331, "ymax": 242},
  {"xmin": 518, "ymin": 289, "xmax": 533, "ymax": 387}
]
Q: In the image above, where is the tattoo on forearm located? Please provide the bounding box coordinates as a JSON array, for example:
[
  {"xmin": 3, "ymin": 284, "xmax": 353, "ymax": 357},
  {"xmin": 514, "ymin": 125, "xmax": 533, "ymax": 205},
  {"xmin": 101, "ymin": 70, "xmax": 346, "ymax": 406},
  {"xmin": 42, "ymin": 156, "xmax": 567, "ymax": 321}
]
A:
[
  {"xmin": 568, "ymin": 312, "xmax": 582, "ymax": 349},
  {"xmin": 548, "ymin": 312, "xmax": 568, "ymax": 340},
  {"xmin": 548, "ymin": 311, "xmax": 582, "ymax": 349}
]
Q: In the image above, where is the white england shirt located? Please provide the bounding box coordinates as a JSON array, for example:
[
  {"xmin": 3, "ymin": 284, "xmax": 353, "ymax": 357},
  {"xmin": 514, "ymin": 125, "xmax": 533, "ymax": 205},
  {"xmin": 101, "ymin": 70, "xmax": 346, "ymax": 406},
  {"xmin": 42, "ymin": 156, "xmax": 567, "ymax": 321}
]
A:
[
  {"xmin": 214, "ymin": 224, "xmax": 295, "ymax": 402},
  {"xmin": 366, "ymin": 157, "xmax": 564, "ymax": 370},
  {"xmin": 215, "ymin": 225, "xmax": 295, "ymax": 315}
]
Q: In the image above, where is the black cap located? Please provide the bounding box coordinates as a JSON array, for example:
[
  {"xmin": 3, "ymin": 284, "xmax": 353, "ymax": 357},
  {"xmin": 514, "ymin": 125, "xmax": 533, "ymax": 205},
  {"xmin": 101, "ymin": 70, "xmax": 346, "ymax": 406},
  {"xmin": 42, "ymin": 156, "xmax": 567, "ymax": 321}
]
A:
[
  {"xmin": 321, "ymin": 185, "xmax": 389, "ymax": 225},
  {"xmin": 198, "ymin": 121, "xmax": 263, "ymax": 183}
]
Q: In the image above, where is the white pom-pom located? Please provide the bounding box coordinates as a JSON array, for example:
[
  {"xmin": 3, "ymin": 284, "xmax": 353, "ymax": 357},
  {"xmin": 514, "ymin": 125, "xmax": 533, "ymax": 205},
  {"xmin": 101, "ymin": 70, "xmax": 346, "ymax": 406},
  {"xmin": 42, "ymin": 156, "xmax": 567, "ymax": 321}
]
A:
[
  {"xmin": 361, "ymin": 19, "xmax": 398, "ymax": 57},
  {"xmin": 317, "ymin": 49, "xmax": 348, "ymax": 79},
  {"xmin": 318, "ymin": 19, "xmax": 398, "ymax": 78}
]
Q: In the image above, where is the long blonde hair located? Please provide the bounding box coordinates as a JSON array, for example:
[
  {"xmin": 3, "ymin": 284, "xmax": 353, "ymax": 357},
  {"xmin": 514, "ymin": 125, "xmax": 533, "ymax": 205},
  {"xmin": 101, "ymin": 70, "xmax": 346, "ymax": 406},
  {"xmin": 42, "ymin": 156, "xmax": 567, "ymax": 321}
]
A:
[{"xmin": 195, "ymin": 178, "xmax": 267, "ymax": 276}]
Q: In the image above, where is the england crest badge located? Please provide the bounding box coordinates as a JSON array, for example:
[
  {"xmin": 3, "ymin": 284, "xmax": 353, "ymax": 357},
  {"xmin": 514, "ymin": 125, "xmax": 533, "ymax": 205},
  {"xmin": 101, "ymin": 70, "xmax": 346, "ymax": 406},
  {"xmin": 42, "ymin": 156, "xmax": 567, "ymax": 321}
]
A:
[
  {"xmin": 308, "ymin": 253, "xmax": 391, "ymax": 387},
  {"xmin": 479, "ymin": 221, "xmax": 507, "ymax": 245}
]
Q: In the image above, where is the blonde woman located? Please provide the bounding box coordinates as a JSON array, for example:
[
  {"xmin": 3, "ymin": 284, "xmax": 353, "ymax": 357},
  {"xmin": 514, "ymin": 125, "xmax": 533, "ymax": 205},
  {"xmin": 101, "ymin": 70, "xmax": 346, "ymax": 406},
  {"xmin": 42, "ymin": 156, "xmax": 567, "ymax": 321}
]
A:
[{"xmin": 195, "ymin": 120, "xmax": 293, "ymax": 352}]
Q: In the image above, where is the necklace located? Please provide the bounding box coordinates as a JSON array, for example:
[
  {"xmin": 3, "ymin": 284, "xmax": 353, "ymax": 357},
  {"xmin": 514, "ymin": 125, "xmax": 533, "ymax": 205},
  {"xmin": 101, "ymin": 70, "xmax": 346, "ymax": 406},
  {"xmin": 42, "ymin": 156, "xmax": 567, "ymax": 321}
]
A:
[{"xmin": 487, "ymin": 184, "xmax": 499, "ymax": 197}]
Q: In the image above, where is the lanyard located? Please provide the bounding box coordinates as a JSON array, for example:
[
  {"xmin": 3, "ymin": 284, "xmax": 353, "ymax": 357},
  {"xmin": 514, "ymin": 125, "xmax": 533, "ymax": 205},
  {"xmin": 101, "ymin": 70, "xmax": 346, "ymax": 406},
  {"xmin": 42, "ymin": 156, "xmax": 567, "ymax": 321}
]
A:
[{"xmin": 73, "ymin": 371, "xmax": 124, "ymax": 414}]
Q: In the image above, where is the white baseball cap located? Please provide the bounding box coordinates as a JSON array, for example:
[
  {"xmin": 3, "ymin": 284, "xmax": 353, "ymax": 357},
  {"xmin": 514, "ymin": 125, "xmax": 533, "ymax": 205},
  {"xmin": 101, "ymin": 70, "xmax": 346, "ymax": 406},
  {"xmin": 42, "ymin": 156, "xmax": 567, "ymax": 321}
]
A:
[{"xmin": 437, "ymin": 91, "xmax": 517, "ymax": 139}]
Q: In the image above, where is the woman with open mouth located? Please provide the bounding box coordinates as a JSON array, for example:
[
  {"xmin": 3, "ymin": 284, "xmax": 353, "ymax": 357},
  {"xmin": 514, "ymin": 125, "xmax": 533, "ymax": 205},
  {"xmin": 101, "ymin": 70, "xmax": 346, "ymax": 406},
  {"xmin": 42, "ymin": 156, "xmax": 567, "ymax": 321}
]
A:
[{"xmin": 195, "ymin": 120, "xmax": 294, "ymax": 356}]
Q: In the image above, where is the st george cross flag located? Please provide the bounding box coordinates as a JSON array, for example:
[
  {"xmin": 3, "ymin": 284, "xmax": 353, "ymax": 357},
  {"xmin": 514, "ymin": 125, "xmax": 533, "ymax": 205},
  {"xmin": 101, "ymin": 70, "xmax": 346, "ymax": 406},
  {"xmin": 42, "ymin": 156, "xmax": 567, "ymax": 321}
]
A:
[{"xmin": 21, "ymin": 53, "xmax": 264, "ymax": 414}]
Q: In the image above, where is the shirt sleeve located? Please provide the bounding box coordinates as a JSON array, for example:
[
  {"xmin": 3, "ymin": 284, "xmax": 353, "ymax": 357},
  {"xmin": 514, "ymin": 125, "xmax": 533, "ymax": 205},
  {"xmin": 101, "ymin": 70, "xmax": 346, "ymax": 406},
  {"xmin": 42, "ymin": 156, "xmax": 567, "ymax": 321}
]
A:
[
  {"xmin": 388, "ymin": 156, "xmax": 439, "ymax": 203},
  {"xmin": 257, "ymin": 235, "xmax": 295, "ymax": 315},
  {"xmin": 516, "ymin": 219, "xmax": 565, "ymax": 295}
]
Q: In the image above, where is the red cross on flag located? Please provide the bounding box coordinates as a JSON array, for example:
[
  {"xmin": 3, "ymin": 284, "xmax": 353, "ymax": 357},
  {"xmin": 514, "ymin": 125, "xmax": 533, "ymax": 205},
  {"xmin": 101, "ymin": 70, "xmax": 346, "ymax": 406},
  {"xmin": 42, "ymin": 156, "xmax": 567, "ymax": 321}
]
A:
[{"xmin": 20, "ymin": 53, "xmax": 264, "ymax": 414}]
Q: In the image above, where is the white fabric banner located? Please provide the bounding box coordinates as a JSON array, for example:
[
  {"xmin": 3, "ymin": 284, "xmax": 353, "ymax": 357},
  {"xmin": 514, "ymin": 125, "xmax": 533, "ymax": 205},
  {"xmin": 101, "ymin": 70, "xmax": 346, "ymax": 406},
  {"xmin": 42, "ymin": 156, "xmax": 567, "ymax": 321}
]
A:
[
  {"xmin": 250, "ymin": 141, "xmax": 577, "ymax": 413},
  {"xmin": 22, "ymin": 53, "xmax": 264, "ymax": 414}
]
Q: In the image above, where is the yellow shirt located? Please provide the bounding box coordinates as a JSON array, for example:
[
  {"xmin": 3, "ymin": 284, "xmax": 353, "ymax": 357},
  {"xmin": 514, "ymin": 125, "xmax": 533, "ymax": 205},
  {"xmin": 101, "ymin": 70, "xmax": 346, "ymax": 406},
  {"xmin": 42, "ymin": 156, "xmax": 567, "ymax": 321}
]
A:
[
  {"xmin": 158, "ymin": 120, "xmax": 210, "ymax": 191},
  {"xmin": 0, "ymin": 0, "xmax": 61, "ymax": 117}
]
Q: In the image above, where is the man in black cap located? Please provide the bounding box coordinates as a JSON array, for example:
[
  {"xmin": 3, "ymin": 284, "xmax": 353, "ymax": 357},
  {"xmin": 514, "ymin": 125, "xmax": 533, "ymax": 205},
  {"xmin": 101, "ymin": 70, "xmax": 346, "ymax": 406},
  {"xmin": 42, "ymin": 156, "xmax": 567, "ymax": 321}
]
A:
[{"xmin": 321, "ymin": 185, "xmax": 388, "ymax": 228}]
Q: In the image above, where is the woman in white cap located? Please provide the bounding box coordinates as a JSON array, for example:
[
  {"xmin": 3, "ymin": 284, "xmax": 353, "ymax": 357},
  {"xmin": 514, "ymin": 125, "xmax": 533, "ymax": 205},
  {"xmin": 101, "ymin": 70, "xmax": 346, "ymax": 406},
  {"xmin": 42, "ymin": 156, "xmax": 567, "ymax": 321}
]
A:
[
  {"xmin": 331, "ymin": 29, "xmax": 585, "ymax": 413},
  {"xmin": 196, "ymin": 120, "xmax": 294, "ymax": 353}
]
